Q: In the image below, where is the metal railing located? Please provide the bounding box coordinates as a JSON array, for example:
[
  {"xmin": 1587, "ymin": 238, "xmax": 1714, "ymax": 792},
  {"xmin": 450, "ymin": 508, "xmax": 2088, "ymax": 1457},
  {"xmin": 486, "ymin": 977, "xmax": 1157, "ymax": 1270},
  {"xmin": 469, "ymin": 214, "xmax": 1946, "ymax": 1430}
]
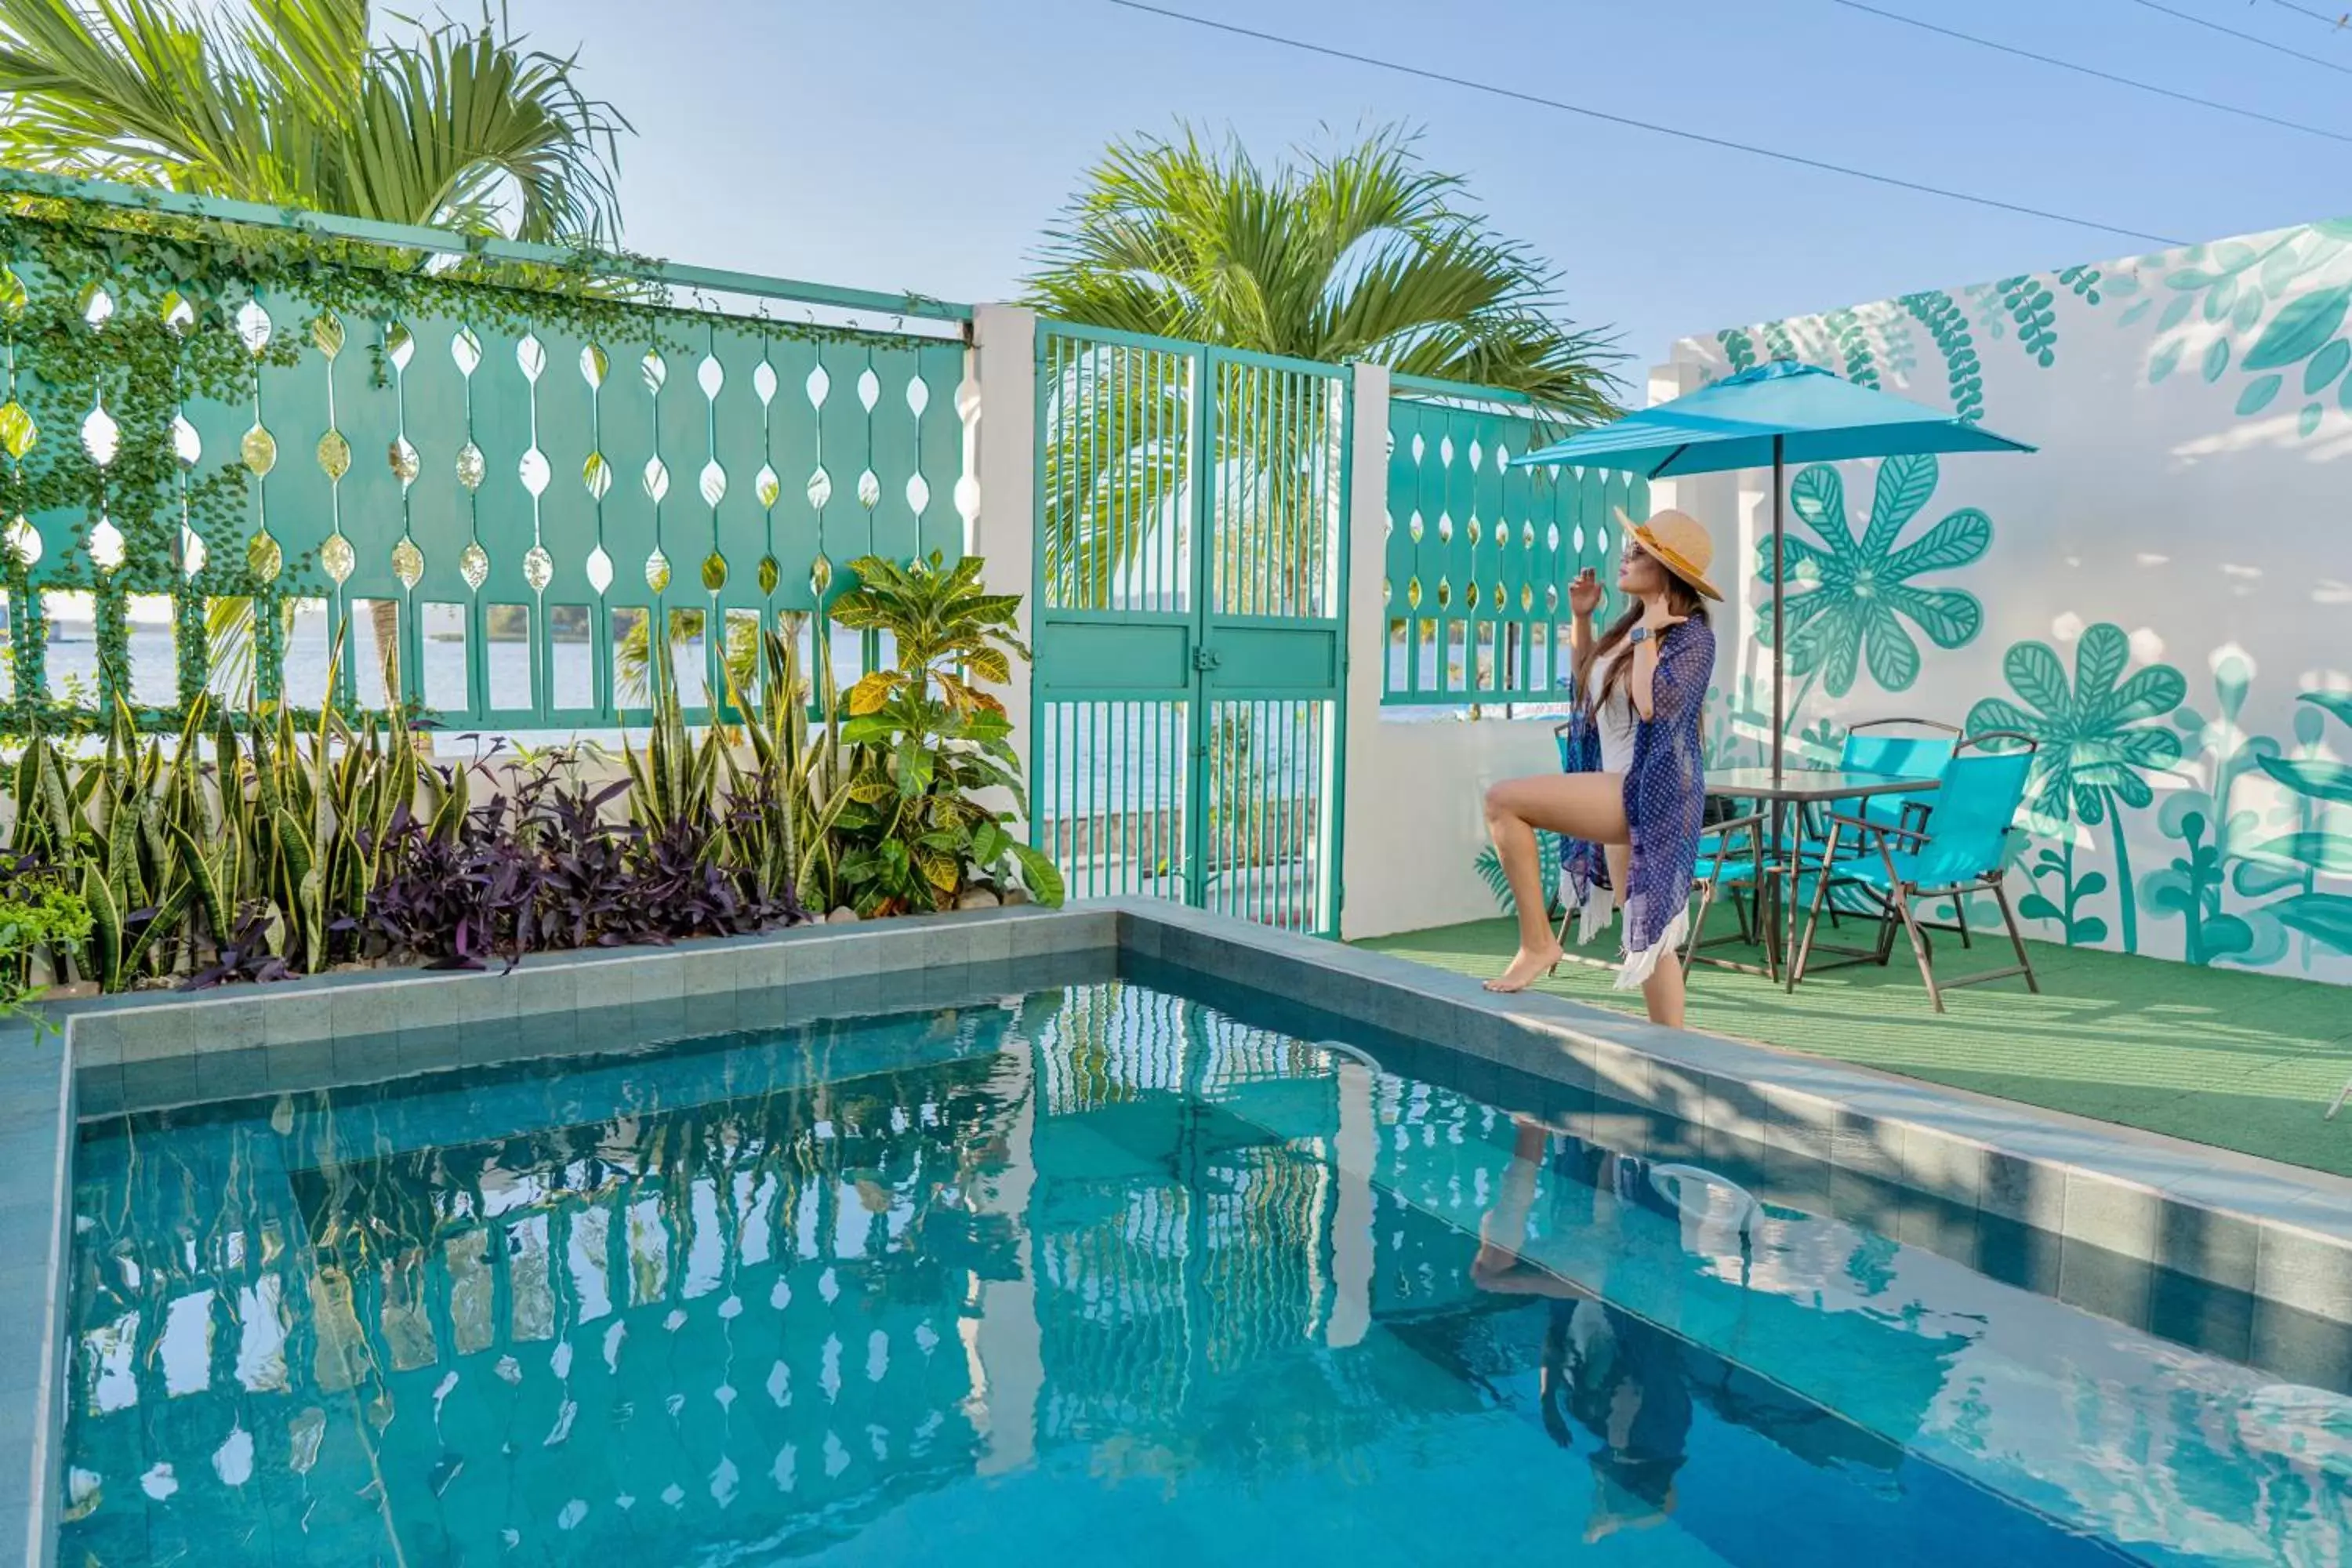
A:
[
  {"xmin": 1382, "ymin": 384, "xmax": 1642, "ymax": 710},
  {"xmin": 0, "ymin": 167, "xmax": 974, "ymax": 731}
]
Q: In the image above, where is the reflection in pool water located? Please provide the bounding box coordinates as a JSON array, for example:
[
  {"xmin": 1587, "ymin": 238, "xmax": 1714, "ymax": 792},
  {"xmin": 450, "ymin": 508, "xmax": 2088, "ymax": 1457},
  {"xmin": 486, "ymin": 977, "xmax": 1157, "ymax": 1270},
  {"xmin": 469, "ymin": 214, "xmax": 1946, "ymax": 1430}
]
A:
[{"xmin": 62, "ymin": 978, "xmax": 2352, "ymax": 1565}]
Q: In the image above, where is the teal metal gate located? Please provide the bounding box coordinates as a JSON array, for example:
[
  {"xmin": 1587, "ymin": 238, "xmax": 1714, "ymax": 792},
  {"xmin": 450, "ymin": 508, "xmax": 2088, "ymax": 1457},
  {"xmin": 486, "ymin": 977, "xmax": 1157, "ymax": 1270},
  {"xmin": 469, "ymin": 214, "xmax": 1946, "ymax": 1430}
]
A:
[{"xmin": 1031, "ymin": 322, "xmax": 1351, "ymax": 934}]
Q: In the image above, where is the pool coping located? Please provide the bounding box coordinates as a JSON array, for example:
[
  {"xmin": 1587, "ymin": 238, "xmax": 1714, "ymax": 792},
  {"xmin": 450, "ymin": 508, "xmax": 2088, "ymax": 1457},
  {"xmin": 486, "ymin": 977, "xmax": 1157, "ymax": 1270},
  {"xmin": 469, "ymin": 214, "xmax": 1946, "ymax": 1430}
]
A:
[
  {"xmin": 1111, "ymin": 900, "xmax": 2352, "ymax": 1319},
  {"xmin": 9, "ymin": 902, "xmax": 1112, "ymax": 1568},
  {"xmin": 11, "ymin": 896, "xmax": 2352, "ymax": 1565}
]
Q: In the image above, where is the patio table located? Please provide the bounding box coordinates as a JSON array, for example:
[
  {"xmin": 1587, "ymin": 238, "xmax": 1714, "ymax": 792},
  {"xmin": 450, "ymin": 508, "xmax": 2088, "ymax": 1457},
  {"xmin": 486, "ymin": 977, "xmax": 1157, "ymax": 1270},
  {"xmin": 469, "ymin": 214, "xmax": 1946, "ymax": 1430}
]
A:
[{"xmin": 1701, "ymin": 768, "xmax": 1939, "ymax": 991}]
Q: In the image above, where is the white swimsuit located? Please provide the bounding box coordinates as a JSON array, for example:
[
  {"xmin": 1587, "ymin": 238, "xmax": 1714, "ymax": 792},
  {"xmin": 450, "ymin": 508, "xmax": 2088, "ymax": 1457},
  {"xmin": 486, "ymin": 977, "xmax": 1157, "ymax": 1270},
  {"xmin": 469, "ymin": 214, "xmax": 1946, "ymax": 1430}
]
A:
[
  {"xmin": 1588, "ymin": 644, "xmax": 1639, "ymax": 775},
  {"xmin": 1569, "ymin": 645, "xmax": 1639, "ymax": 947}
]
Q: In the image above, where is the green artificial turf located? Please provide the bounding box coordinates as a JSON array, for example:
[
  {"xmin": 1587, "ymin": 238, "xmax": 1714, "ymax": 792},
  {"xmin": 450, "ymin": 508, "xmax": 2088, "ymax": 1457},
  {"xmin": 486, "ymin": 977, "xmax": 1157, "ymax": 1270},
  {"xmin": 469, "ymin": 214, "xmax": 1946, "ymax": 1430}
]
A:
[{"xmin": 1357, "ymin": 909, "xmax": 2352, "ymax": 1178}]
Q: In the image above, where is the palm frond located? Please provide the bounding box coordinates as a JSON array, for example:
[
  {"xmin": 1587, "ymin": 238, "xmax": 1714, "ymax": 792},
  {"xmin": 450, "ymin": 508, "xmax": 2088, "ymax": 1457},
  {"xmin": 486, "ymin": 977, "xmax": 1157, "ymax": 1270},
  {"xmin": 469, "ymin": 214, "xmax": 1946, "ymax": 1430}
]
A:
[
  {"xmin": 1025, "ymin": 119, "xmax": 1621, "ymax": 405},
  {"xmin": 0, "ymin": 0, "xmax": 629, "ymax": 244}
]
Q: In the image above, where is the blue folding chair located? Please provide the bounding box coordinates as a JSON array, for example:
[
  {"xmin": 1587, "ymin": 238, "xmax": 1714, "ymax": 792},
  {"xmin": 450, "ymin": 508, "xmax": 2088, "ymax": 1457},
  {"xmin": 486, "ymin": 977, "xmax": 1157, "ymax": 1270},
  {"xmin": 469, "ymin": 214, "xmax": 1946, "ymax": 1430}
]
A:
[
  {"xmin": 1817, "ymin": 717, "xmax": 1961, "ymax": 840},
  {"xmin": 1685, "ymin": 803, "xmax": 1776, "ymax": 976},
  {"xmin": 1809, "ymin": 717, "xmax": 1961, "ymax": 938},
  {"xmin": 1793, "ymin": 731, "xmax": 2042, "ymax": 1011}
]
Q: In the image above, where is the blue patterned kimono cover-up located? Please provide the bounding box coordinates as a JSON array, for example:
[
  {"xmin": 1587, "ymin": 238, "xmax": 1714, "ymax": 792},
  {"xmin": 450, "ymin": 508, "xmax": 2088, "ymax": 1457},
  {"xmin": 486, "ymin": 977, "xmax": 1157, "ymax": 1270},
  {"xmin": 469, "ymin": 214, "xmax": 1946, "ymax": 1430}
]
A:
[{"xmin": 1558, "ymin": 618, "xmax": 1715, "ymax": 989}]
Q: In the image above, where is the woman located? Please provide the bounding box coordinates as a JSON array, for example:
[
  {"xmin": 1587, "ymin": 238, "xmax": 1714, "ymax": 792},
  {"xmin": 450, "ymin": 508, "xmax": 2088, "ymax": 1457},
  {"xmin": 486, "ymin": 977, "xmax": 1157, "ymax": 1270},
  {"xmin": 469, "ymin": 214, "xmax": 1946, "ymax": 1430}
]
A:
[
  {"xmin": 1481, "ymin": 508, "xmax": 1722, "ymax": 1024},
  {"xmin": 1469, "ymin": 1116, "xmax": 1693, "ymax": 1544}
]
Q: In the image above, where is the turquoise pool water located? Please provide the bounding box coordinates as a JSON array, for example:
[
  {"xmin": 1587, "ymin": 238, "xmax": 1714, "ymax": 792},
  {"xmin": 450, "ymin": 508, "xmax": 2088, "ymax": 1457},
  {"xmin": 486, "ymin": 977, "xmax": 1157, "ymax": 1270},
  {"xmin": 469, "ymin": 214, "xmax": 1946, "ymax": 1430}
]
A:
[{"xmin": 62, "ymin": 972, "xmax": 2352, "ymax": 1565}]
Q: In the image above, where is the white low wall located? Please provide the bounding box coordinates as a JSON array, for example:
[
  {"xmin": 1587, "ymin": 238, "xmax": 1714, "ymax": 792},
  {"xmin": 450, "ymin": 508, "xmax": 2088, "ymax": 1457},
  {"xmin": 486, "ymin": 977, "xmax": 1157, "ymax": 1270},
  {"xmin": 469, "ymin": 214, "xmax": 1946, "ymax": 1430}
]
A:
[
  {"xmin": 1335, "ymin": 363, "xmax": 1560, "ymax": 939},
  {"xmin": 1333, "ymin": 365, "xmax": 1740, "ymax": 944},
  {"xmin": 1338, "ymin": 711, "xmax": 1563, "ymax": 941}
]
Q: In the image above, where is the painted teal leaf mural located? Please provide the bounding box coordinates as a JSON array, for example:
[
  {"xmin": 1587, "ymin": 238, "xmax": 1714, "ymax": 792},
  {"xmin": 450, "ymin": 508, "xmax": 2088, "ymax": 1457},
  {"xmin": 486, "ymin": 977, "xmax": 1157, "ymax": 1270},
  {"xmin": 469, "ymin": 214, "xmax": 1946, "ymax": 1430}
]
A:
[
  {"xmin": 1899, "ymin": 291, "xmax": 1984, "ymax": 423},
  {"xmin": 2242, "ymin": 285, "xmax": 2350, "ymax": 371},
  {"xmin": 1475, "ymin": 835, "xmax": 1559, "ymax": 916},
  {"xmin": 2241, "ymin": 690, "xmax": 2352, "ymax": 958},
  {"xmin": 2136, "ymin": 224, "xmax": 2352, "ymax": 439},
  {"xmin": 2267, "ymin": 891, "xmax": 2352, "ymax": 956},
  {"xmin": 2256, "ymin": 756, "xmax": 2352, "ymax": 805},
  {"xmin": 1716, "ymin": 270, "xmax": 2083, "ymax": 426},
  {"xmin": 2018, "ymin": 849, "xmax": 2108, "ymax": 947},
  {"xmin": 2142, "ymin": 795, "xmax": 2259, "ymax": 967},
  {"xmin": 2245, "ymin": 833, "xmax": 2352, "ymax": 873},
  {"xmin": 1965, "ymin": 623, "xmax": 2186, "ymax": 953},
  {"xmin": 1995, "ymin": 275, "xmax": 2059, "ymax": 367},
  {"xmin": 1824, "ymin": 307, "xmax": 1879, "ymax": 387},
  {"xmin": 1759, "ymin": 454, "xmax": 1989, "ymax": 698}
]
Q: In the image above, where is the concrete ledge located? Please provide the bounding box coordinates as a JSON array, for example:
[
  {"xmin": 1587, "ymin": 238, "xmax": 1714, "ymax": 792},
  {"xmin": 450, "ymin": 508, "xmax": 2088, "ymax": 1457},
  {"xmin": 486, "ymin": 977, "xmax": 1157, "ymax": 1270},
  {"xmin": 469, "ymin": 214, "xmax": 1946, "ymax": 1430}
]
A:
[{"xmin": 1103, "ymin": 897, "xmax": 2352, "ymax": 1331}]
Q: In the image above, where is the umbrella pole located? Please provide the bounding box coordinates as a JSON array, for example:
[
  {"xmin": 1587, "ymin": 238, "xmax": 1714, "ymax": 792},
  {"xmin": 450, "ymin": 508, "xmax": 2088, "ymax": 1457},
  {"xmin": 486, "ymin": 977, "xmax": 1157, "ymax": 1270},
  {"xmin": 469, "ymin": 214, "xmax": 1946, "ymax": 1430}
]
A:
[{"xmin": 1770, "ymin": 435, "xmax": 1785, "ymax": 792}]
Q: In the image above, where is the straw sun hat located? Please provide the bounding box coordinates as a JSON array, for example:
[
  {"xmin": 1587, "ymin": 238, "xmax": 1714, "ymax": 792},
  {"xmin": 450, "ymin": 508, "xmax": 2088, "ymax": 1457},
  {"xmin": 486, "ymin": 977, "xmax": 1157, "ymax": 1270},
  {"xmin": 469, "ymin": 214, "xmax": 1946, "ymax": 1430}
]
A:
[{"xmin": 1613, "ymin": 507, "xmax": 1725, "ymax": 601}]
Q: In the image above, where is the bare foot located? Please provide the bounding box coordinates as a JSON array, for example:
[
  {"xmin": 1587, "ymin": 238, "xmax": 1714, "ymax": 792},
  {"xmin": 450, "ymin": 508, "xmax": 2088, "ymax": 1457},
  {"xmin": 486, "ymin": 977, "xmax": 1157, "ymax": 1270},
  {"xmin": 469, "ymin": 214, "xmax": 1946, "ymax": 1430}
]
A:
[{"xmin": 1484, "ymin": 942, "xmax": 1565, "ymax": 993}]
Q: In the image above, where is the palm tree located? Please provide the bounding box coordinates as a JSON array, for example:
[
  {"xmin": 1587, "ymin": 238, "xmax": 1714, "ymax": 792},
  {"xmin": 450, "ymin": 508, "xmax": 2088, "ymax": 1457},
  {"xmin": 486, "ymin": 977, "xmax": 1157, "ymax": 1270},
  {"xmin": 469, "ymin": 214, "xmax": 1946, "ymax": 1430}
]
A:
[
  {"xmin": 1025, "ymin": 123, "xmax": 1617, "ymax": 409},
  {"xmin": 1024, "ymin": 124, "xmax": 1618, "ymax": 609},
  {"xmin": 0, "ymin": 0, "xmax": 631, "ymax": 706}
]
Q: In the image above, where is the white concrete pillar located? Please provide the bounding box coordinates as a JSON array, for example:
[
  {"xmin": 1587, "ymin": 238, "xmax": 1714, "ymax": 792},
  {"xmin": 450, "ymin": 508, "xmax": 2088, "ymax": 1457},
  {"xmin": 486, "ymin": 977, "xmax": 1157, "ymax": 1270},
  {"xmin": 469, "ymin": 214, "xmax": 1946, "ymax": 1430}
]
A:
[
  {"xmin": 1337, "ymin": 361, "xmax": 1392, "ymax": 942},
  {"xmin": 1326, "ymin": 1060, "xmax": 1376, "ymax": 1348},
  {"xmin": 964, "ymin": 1040, "xmax": 1040, "ymax": 1476},
  {"xmin": 970, "ymin": 305, "xmax": 1038, "ymax": 840}
]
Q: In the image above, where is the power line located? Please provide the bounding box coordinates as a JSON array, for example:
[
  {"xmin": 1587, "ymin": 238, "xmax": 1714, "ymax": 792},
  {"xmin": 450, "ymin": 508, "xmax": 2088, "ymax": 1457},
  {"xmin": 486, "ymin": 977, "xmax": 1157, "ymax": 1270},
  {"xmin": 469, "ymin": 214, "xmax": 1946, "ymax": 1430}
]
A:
[
  {"xmin": 1830, "ymin": 0, "xmax": 2352, "ymax": 142},
  {"xmin": 2262, "ymin": 0, "xmax": 2352, "ymax": 31},
  {"xmin": 2124, "ymin": 0, "xmax": 2352, "ymax": 77},
  {"xmin": 1102, "ymin": 0, "xmax": 2184, "ymax": 247}
]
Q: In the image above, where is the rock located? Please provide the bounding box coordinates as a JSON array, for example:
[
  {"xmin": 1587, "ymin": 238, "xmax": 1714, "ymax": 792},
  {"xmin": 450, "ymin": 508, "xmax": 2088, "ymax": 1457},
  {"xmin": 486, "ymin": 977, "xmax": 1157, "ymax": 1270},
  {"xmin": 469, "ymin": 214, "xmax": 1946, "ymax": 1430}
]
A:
[
  {"xmin": 1003, "ymin": 887, "xmax": 1031, "ymax": 906},
  {"xmin": 956, "ymin": 888, "xmax": 1000, "ymax": 911},
  {"xmin": 827, "ymin": 906, "xmax": 859, "ymax": 924}
]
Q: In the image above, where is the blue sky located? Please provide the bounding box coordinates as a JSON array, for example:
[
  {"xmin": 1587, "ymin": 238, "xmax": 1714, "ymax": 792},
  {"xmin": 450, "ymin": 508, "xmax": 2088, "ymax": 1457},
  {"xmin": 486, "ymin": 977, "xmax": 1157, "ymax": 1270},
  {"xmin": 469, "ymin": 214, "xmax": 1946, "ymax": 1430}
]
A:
[{"xmin": 507, "ymin": 0, "xmax": 2352, "ymax": 375}]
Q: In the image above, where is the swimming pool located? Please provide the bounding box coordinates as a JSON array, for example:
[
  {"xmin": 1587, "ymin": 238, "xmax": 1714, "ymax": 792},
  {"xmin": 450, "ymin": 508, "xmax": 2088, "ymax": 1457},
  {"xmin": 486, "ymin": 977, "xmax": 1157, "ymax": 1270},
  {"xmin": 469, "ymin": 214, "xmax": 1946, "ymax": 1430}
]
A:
[{"xmin": 60, "ymin": 967, "xmax": 2352, "ymax": 1566}]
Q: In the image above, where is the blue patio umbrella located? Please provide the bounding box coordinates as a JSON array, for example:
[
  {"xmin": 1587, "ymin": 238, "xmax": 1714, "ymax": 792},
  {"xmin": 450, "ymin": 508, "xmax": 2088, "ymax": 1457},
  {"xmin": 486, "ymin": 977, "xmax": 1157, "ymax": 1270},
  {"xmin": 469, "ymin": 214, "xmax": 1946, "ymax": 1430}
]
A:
[{"xmin": 1512, "ymin": 360, "xmax": 2035, "ymax": 786}]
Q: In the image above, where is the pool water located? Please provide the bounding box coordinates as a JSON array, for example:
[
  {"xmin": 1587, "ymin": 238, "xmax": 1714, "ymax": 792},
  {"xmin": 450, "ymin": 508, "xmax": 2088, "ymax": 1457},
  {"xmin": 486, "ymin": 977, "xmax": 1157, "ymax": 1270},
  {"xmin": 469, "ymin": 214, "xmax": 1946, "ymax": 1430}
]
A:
[{"xmin": 61, "ymin": 974, "xmax": 2352, "ymax": 1566}]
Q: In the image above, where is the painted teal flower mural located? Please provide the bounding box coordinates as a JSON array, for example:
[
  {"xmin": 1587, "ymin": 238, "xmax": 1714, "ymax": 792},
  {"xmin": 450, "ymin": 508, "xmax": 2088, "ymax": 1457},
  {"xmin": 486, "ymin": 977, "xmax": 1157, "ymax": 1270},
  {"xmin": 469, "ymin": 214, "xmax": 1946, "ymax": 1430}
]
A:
[
  {"xmin": 1965, "ymin": 623, "xmax": 2187, "ymax": 953},
  {"xmin": 1759, "ymin": 453, "xmax": 1990, "ymax": 699}
]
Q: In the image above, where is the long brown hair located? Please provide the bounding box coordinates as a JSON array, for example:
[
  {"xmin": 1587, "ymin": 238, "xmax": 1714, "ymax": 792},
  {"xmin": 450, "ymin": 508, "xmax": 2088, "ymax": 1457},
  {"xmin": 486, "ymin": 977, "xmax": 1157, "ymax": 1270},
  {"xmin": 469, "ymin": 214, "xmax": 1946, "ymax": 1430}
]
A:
[{"xmin": 1578, "ymin": 577, "xmax": 1709, "ymax": 713}]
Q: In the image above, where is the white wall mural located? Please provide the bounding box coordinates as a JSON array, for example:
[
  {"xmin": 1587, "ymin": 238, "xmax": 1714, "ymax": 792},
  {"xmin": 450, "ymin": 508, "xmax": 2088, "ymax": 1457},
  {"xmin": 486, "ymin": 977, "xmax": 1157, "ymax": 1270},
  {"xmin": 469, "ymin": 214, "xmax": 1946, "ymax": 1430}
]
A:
[{"xmin": 1670, "ymin": 219, "xmax": 2352, "ymax": 983}]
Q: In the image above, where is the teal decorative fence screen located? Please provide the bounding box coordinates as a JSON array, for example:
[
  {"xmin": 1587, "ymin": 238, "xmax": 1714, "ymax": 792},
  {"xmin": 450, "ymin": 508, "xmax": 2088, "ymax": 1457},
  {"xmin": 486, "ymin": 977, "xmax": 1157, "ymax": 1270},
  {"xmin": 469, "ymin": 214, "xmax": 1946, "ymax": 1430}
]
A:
[
  {"xmin": 1031, "ymin": 321, "xmax": 1350, "ymax": 935},
  {"xmin": 0, "ymin": 170, "xmax": 971, "ymax": 732},
  {"xmin": 1383, "ymin": 375, "xmax": 1646, "ymax": 710}
]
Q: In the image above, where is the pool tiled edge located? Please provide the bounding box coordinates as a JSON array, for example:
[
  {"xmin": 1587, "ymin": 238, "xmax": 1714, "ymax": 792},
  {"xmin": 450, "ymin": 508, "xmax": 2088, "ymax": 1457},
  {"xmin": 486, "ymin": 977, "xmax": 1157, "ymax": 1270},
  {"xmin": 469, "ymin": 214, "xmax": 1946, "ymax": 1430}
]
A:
[
  {"xmin": 9, "ymin": 898, "xmax": 2350, "ymax": 1566},
  {"xmin": 0, "ymin": 1020, "xmax": 70, "ymax": 1568},
  {"xmin": 12, "ymin": 905, "xmax": 1116, "ymax": 1568},
  {"xmin": 1110, "ymin": 898, "xmax": 2352, "ymax": 1334}
]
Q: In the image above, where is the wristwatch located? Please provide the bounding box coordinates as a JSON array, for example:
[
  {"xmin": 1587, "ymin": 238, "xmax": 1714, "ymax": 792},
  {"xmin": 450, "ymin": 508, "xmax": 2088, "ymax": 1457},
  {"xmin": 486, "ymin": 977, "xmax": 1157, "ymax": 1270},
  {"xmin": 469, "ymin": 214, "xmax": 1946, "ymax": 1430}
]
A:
[{"xmin": 1626, "ymin": 626, "xmax": 1653, "ymax": 645}]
